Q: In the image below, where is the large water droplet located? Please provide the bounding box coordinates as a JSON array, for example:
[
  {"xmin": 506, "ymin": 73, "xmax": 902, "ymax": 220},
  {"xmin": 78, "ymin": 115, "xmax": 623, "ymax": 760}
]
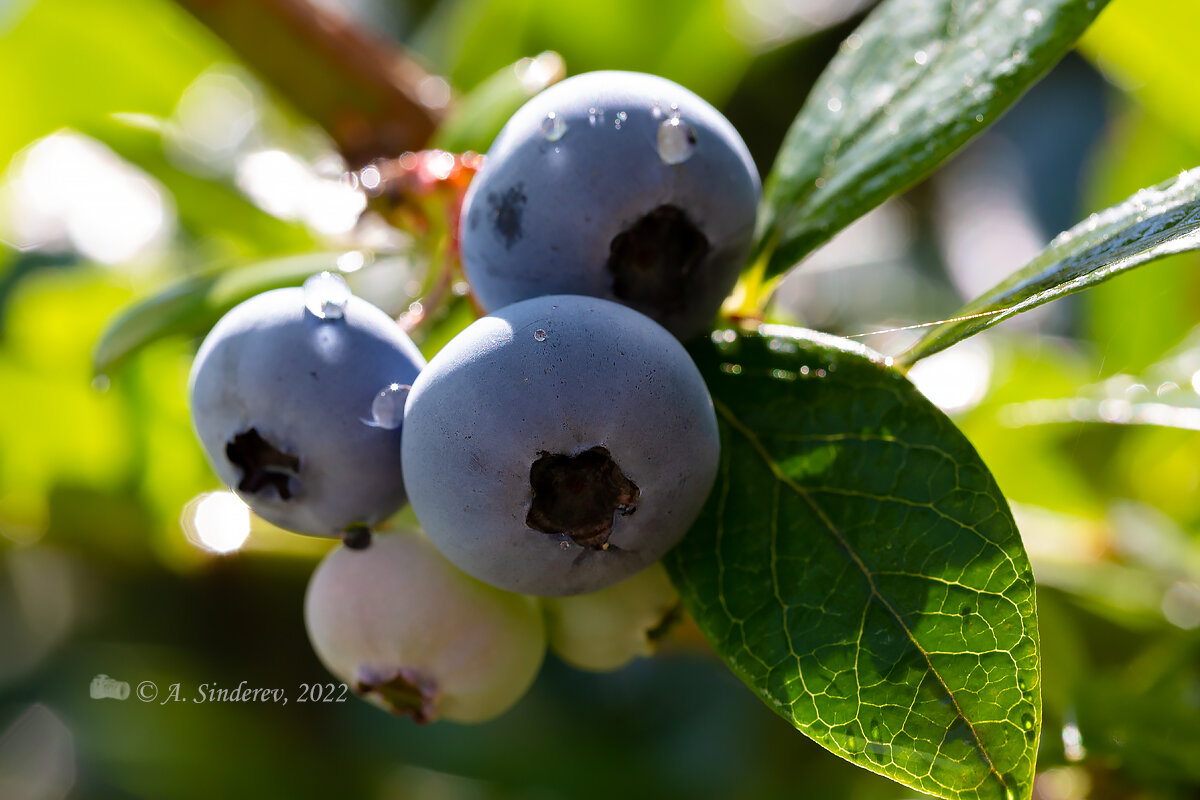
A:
[
  {"xmin": 539, "ymin": 112, "xmax": 567, "ymax": 142},
  {"xmin": 533, "ymin": 328, "xmax": 547, "ymax": 342},
  {"xmin": 303, "ymin": 271, "xmax": 351, "ymax": 320},
  {"xmin": 657, "ymin": 115, "xmax": 697, "ymax": 165},
  {"xmin": 366, "ymin": 383, "xmax": 410, "ymax": 429}
]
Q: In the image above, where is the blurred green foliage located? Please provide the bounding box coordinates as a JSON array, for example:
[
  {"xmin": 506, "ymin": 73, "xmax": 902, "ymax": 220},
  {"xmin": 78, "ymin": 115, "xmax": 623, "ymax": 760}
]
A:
[{"xmin": 1, "ymin": 0, "xmax": 1199, "ymax": 799}]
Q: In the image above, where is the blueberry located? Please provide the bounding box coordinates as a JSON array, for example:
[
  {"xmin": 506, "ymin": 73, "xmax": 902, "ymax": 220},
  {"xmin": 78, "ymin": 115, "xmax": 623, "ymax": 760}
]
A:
[
  {"xmin": 304, "ymin": 530, "xmax": 545, "ymax": 723},
  {"xmin": 460, "ymin": 71, "xmax": 760, "ymax": 342},
  {"xmin": 401, "ymin": 295, "xmax": 719, "ymax": 596},
  {"xmin": 189, "ymin": 277, "xmax": 425, "ymax": 536}
]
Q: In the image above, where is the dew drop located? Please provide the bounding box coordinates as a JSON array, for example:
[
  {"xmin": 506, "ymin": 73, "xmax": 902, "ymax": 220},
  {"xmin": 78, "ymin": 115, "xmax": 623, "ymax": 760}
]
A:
[
  {"xmin": 826, "ymin": 97, "xmax": 843, "ymax": 113},
  {"xmin": 914, "ymin": 49, "xmax": 929, "ymax": 66},
  {"xmin": 303, "ymin": 271, "xmax": 351, "ymax": 320},
  {"xmin": 365, "ymin": 383, "xmax": 410, "ymax": 429},
  {"xmin": 539, "ymin": 111, "xmax": 567, "ymax": 142},
  {"xmin": 657, "ymin": 115, "xmax": 697, "ymax": 165},
  {"xmin": 588, "ymin": 106, "xmax": 604, "ymax": 126},
  {"xmin": 533, "ymin": 328, "xmax": 548, "ymax": 342},
  {"xmin": 613, "ymin": 111, "xmax": 628, "ymax": 130},
  {"xmin": 843, "ymin": 724, "xmax": 863, "ymax": 752}
]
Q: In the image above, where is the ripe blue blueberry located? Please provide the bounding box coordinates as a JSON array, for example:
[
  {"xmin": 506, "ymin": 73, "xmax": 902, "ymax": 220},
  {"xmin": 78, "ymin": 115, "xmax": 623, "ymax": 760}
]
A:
[
  {"xmin": 189, "ymin": 276, "xmax": 425, "ymax": 537},
  {"xmin": 459, "ymin": 71, "xmax": 761, "ymax": 342},
  {"xmin": 401, "ymin": 295, "xmax": 719, "ymax": 596}
]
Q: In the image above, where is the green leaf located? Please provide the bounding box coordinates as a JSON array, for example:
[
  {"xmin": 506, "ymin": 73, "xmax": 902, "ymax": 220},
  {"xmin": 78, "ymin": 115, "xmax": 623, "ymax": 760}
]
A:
[
  {"xmin": 433, "ymin": 52, "xmax": 566, "ymax": 153},
  {"xmin": 755, "ymin": 0, "xmax": 1109, "ymax": 280},
  {"xmin": 86, "ymin": 115, "xmax": 315, "ymax": 257},
  {"xmin": 902, "ymin": 166, "xmax": 1200, "ymax": 365},
  {"xmin": 92, "ymin": 252, "xmax": 345, "ymax": 373},
  {"xmin": 415, "ymin": 0, "xmax": 750, "ymax": 106},
  {"xmin": 0, "ymin": 0, "xmax": 218, "ymax": 168},
  {"xmin": 1079, "ymin": 0, "xmax": 1200, "ymax": 152},
  {"xmin": 666, "ymin": 326, "xmax": 1040, "ymax": 800},
  {"xmin": 1078, "ymin": 106, "xmax": 1200, "ymax": 375}
]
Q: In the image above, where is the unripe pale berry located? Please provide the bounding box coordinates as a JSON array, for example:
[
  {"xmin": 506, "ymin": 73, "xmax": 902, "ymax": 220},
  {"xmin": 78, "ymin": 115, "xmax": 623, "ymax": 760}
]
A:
[
  {"xmin": 544, "ymin": 562, "xmax": 681, "ymax": 672},
  {"xmin": 304, "ymin": 530, "xmax": 545, "ymax": 723}
]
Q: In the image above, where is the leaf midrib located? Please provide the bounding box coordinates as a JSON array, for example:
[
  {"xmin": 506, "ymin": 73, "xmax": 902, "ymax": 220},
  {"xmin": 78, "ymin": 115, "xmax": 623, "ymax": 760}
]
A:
[{"xmin": 714, "ymin": 396, "xmax": 1009, "ymax": 798}]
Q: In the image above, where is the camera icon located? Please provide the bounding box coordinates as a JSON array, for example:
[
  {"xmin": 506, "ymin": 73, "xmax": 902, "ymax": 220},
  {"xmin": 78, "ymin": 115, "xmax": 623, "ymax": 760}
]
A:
[{"xmin": 90, "ymin": 674, "xmax": 131, "ymax": 700}]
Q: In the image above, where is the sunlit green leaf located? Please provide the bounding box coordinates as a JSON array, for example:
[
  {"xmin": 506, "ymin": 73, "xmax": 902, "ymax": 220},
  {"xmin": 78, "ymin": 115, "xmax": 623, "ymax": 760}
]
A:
[
  {"xmin": 667, "ymin": 326, "xmax": 1040, "ymax": 800},
  {"xmin": 1079, "ymin": 0, "xmax": 1200, "ymax": 151},
  {"xmin": 903, "ymin": 166, "xmax": 1200, "ymax": 365},
  {"xmin": 0, "ymin": 0, "xmax": 217, "ymax": 167},
  {"xmin": 85, "ymin": 115, "xmax": 314, "ymax": 257},
  {"xmin": 433, "ymin": 52, "xmax": 565, "ymax": 153},
  {"xmin": 755, "ymin": 0, "xmax": 1109, "ymax": 280},
  {"xmin": 415, "ymin": 0, "xmax": 751, "ymax": 105},
  {"xmin": 1080, "ymin": 105, "xmax": 1200, "ymax": 374},
  {"xmin": 92, "ymin": 252, "xmax": 346, "ymax": 372}
]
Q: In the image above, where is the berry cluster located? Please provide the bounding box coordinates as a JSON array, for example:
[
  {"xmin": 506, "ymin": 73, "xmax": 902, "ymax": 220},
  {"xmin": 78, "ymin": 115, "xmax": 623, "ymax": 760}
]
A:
[{"xmin": 188, "ymin": 71, "xmax": 759, "ymax": 722}]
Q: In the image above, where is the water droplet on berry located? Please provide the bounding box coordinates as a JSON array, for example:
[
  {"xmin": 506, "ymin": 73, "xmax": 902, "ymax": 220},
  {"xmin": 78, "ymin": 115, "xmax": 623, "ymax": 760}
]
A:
[
  {"xmin": 613, "ymin": 111, "xmax": 627, "ymax": 130},
  {"xmin": 533, "ymin": 329, "xmax": 547, "ymax": 342},
  {"xmin": 539, "ymin": 112, "xmax": 567, "ymax": 142},
  {"xmin": 657, "ymin": 115, "xmax": 697, "ymax": 165},
  {"xmin": 365, "ymin": 383, "xmax": 410, "ymax": 429},
  {"xmin": 303, "ymin": 271, "xmax": 351, "ymax": 320}
]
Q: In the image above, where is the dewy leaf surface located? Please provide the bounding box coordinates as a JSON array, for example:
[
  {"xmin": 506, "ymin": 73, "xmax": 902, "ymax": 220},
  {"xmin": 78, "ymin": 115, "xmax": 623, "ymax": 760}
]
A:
[
  {"xmin": 755, "ymin": 0, "xmax": 1109, "ymax": 279},
  {"xmin": 93, "ymin": 252, "xmax": 355, "ymax": 372},
  {"xmin": 667, "ymin": 327, "xmax": 1040, "ymax": 800},
  {"xmin": 902, "ymin": 166, "xmax": 1200, "ymax": 364}
]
